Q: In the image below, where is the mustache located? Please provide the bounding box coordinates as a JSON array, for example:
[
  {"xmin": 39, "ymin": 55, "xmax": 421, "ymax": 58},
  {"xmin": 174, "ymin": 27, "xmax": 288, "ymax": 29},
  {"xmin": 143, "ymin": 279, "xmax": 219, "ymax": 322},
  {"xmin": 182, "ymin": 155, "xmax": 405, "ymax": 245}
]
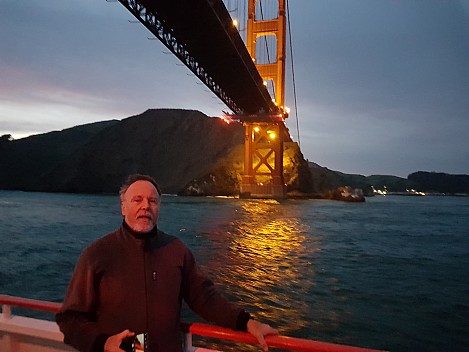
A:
[{"xmin": 137, "ymin": 213, "xmax": 153, "ymax": 219}]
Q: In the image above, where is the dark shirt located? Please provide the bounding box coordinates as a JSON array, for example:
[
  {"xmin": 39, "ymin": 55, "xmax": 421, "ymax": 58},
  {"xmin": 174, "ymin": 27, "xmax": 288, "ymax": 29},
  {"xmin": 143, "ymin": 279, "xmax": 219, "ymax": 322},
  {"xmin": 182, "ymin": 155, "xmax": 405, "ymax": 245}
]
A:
[{"xmin": 56, "ymin": 223, "xmax": 249, "ymax": 352}]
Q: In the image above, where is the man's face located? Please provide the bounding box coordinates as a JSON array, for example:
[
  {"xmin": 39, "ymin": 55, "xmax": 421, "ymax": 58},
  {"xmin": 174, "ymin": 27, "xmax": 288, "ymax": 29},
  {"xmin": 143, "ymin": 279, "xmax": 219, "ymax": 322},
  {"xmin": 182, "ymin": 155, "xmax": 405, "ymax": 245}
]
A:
[{"xmin": 121, "ymin": 180, "xmax": 160, "ymax": 233}]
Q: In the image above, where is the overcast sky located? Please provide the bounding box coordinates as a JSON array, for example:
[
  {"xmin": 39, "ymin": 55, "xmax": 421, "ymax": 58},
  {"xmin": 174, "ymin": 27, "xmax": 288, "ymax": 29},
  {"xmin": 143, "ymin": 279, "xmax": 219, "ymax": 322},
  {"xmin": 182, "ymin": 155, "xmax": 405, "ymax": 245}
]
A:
[{"xmin": 1, "ymin": 0, "xmax": 468, "ymax": 177}]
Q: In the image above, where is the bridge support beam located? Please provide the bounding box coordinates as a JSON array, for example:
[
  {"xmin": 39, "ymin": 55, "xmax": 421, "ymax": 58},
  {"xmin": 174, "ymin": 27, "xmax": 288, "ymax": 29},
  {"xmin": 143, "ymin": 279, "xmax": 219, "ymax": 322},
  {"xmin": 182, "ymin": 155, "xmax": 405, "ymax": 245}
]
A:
[
  {"xmin": 240, "ymin": 121, "xmax": 286, "ymax": 199},
  {"xmin": 246, "ymin": 0, "xmax": 287, "ymax": 109},
  {"xmin": 240, "ymin": 0, "xmax": 288, "ymax": 199}
]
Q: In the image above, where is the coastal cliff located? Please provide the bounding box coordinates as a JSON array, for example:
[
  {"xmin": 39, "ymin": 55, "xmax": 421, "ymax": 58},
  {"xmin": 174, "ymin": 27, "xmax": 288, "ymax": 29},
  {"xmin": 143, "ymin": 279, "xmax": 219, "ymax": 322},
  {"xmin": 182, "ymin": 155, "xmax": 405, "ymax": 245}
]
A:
[{"xmin": 1, "ymin": 109, "xmax": 467, "ymax": 197}]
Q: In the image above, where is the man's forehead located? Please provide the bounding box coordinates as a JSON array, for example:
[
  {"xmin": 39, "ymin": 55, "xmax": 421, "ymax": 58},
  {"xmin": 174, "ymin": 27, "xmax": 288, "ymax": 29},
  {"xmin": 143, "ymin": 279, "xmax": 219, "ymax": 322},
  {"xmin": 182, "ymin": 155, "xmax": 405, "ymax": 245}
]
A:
[{"xmin": 125, "ymin": 180, "xmax": 159, "ymax": 196}]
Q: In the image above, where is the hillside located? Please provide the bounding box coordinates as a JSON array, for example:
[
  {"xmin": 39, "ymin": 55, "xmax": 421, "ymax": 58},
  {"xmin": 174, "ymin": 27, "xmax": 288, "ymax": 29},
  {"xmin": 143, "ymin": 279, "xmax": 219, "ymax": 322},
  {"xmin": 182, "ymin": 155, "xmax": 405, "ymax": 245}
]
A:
[
  {"xmin": 1, "ymin": 109, "xmax": 467, "ymax": 197},
  {"xmin": 1, "ymin": 110, "xmax": 243, "ymax": 194},
  {"xmin": 0, "ymin": 109, "xmax": 312, "ymax": 195},
  {"xmin": 0, "ymin": 120, "xmax": 118, "ymax": 190}
]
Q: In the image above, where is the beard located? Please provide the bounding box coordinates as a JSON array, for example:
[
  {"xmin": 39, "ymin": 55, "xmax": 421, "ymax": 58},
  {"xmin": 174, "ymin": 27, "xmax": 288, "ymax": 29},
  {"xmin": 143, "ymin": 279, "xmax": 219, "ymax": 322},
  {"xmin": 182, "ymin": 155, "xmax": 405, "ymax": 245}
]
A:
[{"xmin": 129, "ymin": 216, "xmax": 156, "ymax": 233}]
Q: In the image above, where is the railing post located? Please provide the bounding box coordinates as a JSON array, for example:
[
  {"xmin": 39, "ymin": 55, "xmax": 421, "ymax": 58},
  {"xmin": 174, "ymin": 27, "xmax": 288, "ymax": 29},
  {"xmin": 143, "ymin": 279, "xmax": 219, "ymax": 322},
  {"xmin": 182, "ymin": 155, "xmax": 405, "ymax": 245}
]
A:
[
  {"xmin": 183, "ymin": 331, "xmax": 194, "ymax": 352},
  {"xmin": 1, "ymin": 303, "xmax": 12, "ymax": 319},
  {"xmin": 1, "ymin": 303, "xmax": 13, "ymax": 352}
]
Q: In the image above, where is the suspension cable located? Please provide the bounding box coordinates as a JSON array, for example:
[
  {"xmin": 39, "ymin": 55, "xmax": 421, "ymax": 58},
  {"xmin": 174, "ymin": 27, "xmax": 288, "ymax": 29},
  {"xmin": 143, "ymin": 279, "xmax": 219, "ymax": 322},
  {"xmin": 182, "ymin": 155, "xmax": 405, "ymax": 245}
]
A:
[{"xmin": 286, "ymin": 0, "xmax": 300, "ymax": 146}]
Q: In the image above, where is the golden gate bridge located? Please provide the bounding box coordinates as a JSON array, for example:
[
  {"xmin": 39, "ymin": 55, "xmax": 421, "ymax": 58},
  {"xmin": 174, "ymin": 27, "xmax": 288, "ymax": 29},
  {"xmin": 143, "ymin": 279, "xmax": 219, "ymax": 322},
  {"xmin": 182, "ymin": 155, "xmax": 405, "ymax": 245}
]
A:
[{"xmin": 116, "ymin": 0, "xmax": 298, "ymax": 198}]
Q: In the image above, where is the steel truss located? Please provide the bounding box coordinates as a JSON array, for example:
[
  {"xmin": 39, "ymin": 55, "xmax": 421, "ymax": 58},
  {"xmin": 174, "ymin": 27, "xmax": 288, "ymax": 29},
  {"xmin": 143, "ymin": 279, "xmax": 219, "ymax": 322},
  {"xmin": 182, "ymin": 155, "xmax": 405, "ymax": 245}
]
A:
[{"xmin": 118, "ymin": 0, "xmax": 261, "ymax": 114}]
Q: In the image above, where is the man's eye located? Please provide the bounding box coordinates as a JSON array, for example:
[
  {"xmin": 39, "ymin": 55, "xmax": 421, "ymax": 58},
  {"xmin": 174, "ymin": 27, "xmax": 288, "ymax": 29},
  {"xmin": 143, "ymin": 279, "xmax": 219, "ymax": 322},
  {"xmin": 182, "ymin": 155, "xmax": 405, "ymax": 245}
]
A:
[
  {"xmin": 132, "ymin": 198, "xmax": 143, "ymax": 203},
  {"xmin": 149, "ymin": 199, "xmax": 158, "ymax": 205}
]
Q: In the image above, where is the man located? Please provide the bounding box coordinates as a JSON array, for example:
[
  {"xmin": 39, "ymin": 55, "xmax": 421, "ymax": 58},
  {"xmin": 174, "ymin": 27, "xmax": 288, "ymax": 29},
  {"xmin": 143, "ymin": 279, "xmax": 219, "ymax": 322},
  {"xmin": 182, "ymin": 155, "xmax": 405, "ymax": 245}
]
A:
[{"xmin": 56, "ymin": 174, "xmax": 278, "ymax": 352}]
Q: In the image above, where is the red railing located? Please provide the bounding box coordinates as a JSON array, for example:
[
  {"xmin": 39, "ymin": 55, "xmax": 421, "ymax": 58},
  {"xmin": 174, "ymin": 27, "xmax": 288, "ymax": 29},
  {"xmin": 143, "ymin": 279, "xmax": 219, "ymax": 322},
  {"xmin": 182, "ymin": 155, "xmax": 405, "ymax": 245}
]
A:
[
  {"xmin": 0, "ymin": 294, "xmax": 386, "ymax": 352},
  {"xmin": 0, "ymin": 294, "xmax": 61, "ymax": 314}
]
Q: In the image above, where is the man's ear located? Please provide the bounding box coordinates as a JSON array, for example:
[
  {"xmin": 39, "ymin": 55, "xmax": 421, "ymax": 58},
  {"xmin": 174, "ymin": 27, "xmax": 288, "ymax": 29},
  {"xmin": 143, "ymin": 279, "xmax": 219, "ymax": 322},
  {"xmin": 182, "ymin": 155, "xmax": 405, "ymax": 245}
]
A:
[{"xmin": 121, "ymin": 202, "xmax": 126, "ymax": 217}]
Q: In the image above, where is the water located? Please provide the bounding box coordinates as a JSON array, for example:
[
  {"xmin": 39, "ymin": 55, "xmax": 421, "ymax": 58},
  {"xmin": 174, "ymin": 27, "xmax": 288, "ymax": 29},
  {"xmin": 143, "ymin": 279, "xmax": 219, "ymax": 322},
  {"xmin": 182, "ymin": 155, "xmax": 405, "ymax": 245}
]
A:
[{"xmin": 0, "ymin": 191, "xmax": 468, "ymax": 351}]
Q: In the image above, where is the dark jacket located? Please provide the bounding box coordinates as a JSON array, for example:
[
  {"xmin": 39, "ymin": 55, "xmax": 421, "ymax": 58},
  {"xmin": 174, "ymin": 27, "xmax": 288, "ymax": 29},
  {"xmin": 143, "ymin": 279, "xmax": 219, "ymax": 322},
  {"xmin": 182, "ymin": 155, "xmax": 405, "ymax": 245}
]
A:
[{"xmin": 56, "ymin": 224, "xmax": 247, "ymax": 352}]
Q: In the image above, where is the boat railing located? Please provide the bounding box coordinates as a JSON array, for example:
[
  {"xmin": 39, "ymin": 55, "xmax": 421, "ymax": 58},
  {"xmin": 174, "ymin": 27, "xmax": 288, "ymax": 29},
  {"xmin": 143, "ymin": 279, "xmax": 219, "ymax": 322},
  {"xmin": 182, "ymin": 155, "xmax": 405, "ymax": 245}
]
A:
[{"xmin": 0, "ymin": 294, "xmax": 386, "ymax": 352}]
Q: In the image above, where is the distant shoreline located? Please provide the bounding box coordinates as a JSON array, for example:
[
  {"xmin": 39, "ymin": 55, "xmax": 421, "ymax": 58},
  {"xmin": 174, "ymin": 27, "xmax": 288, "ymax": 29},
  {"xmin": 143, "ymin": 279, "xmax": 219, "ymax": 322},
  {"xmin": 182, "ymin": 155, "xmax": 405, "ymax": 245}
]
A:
[{"xmin": 374, "ymin": 192, "xmax": 469, "ymax": 197}]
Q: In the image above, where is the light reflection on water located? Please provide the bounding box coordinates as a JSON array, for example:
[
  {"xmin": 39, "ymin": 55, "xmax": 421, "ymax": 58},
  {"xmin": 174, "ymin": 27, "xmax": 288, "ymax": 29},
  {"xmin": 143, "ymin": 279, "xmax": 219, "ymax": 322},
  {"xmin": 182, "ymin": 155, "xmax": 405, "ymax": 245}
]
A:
[{"xmin": 183, "ymin": 199, "xmax": 322, "ymax": 339}]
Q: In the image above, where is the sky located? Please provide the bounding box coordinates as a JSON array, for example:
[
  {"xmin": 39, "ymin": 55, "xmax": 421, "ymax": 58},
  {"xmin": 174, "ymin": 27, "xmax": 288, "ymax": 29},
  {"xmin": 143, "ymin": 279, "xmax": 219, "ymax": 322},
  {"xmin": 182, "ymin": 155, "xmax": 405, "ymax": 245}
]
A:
[{"xmin": 1, "ymin": 0, "xmax": 468, "ymax": 178}]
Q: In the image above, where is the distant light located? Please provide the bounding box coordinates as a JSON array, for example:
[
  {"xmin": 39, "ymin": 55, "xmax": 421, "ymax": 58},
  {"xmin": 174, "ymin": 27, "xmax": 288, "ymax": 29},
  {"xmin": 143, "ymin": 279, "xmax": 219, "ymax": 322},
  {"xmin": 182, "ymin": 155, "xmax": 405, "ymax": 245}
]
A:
[
  {"xmin": 263, "ymin": 81, "xmax": 268, "ymax": 86},
  {"xmin": 254, "ymin": 126, "xmax": 260, "ymax": 132},
  {"xmin": 269, "ymin": 132, "xmax": 276, "ymax": 139},
  {"xmin": 232, "ymin": 19, "xmax": 238, "ymax": 27}
]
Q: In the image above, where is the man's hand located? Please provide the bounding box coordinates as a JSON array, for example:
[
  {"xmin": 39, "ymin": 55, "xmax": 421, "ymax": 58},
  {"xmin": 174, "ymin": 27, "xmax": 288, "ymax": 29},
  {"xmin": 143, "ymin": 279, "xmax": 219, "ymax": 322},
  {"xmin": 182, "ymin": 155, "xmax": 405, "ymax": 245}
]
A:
[
  {"xmin": 247, "ymin": 319, "xmax": 279, "ymax": 351},
  {"xmin": 104, "ymin": 329, "xmax": 135, "ymax": 352}
]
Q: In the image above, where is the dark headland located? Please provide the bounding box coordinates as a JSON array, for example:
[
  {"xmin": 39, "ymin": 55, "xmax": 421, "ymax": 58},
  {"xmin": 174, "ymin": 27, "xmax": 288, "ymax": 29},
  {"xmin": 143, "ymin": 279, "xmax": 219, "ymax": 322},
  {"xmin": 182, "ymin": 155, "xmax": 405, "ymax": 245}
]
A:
[{"xmin": 1, "ymin": 109, "xmax": 468, "ymax": 200}]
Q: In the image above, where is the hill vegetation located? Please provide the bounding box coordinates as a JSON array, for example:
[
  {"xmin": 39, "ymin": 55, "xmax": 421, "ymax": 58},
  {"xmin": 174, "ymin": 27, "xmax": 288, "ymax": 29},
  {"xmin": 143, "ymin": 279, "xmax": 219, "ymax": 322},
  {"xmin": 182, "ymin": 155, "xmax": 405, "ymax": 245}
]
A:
[{"xmin": 1, "ymin": 109, "xmax": 467, "ymax": 197}]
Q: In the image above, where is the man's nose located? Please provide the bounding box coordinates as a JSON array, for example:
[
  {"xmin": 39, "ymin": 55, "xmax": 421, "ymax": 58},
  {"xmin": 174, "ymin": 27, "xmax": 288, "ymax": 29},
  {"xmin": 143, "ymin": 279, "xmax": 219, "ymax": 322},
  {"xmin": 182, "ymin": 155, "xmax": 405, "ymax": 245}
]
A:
[{"xmin": 141, "ymin": 198, "xmax": 150, "ymax": 208}]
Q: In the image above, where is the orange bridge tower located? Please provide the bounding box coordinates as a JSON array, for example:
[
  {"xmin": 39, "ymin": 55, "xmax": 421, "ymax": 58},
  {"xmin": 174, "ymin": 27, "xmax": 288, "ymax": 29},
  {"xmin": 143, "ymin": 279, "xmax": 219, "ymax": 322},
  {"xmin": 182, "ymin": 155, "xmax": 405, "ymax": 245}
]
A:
[{"xmin": 239, "ymin": 0, "xmax": 288, "ymax": 198}]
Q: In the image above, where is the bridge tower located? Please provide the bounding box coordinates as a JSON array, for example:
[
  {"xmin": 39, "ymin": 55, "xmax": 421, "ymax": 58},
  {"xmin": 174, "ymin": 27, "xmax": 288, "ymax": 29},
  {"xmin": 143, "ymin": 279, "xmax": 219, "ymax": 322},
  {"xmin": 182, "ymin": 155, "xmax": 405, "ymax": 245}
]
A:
[{"xmin": 240, "ymin": 0, "xmax": 288, "ymax": 198}]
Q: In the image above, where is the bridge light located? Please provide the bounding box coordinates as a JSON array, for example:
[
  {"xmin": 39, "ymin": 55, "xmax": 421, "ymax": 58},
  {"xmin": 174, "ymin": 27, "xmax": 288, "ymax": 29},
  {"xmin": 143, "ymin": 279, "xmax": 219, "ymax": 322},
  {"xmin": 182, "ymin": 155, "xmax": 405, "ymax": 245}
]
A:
[
  {"xmin": 219, "ymin": 115, "xmax": 233, "ymax": 124},
  {"xmin": 267, "ymin": 130, "xmax": 276, "ymax": 139},
  {"xmin": 263, "ymin": 81, "xmax": 268, "ymax": 86},
  {"xmin": 232, "ymin": 19, "xmax": 238, "ymax": 27},
  {"xmin": 254, "ymin": 126, "xmax": 260, "ymax": 133}
]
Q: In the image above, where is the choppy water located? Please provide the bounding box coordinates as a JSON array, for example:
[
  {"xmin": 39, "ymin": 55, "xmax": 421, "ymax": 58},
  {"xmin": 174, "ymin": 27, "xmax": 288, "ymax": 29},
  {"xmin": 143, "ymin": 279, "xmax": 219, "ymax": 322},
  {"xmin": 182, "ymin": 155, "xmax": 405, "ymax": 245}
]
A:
[{"xmin": 0, "ymin": 191, "xmax": 468, "ymax": 351}]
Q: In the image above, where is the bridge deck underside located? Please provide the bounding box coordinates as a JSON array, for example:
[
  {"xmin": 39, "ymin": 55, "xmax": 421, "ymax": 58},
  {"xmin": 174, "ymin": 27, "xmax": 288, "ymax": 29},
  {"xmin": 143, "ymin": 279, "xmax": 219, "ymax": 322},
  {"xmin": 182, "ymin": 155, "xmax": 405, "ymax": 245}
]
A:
[{"xmin": 139, "ymin": 0, "xmax": 278, "ymax": 114}]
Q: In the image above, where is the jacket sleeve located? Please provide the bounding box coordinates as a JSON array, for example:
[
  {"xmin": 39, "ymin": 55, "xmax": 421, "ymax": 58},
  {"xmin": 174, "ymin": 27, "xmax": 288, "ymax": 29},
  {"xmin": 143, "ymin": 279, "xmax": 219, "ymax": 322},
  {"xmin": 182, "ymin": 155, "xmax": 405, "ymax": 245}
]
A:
[
  {"xmin": 56, "ymin": 247, "xmax": 106, "ymax": 352},
  {"xmin": 181, "ymin": 248, "xmax": 245, "ymax": 330}
]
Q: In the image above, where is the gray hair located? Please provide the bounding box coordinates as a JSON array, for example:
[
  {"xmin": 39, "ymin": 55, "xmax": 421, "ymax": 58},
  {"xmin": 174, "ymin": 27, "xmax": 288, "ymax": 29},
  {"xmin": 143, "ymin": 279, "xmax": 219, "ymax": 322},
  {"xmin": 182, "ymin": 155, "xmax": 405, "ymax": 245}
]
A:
[{"xmin": 119, "ymin": 174, "xmax": 162, "ymax": 202}]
